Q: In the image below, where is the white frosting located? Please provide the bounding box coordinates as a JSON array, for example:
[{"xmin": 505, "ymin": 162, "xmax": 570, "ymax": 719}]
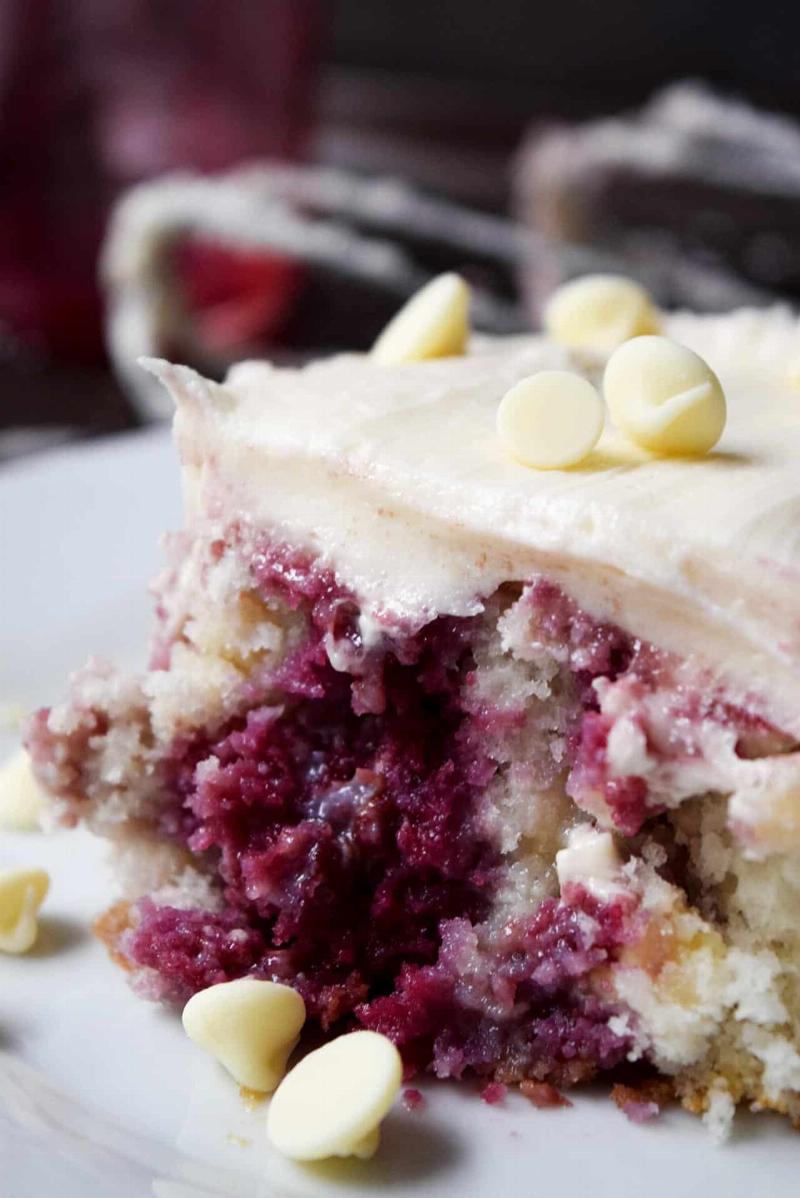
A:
[{"xmin": 147, "ymin": 305, "xmax": 800, "ymax": 736}]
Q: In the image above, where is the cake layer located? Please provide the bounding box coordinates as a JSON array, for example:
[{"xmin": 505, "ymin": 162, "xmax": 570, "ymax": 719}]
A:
[
  {"xmin": 26, "ymin": 302, "xmax": 800, "ymax": 1135},
  {"xmin": 149, "ymin": 306, "xmax": 800, "ymax": 738},
  {"xmin": 27, "ymin": 531, "xmax": 800, "ymax": 1127}
]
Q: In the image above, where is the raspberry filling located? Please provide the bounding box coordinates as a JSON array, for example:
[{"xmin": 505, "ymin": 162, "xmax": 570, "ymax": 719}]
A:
[
  {"xmin": 136, "ymin": 616, "xmax": 496, "ymax": 1028},
  {"xmin": 33, "ymin": 539, "xmax": 778, "ymax": 1086},
  {"xmin": 117, "ymin": 549, "xmax": 650, "ymax": 1084}
]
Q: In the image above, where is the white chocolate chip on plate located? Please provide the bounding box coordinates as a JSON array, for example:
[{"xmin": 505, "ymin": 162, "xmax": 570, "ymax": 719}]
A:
[
  {"xmin": 371, "ymin": 272, "xmax": 470, "ymax": 365},
  {"xmin": 544, "ymin": 274, "xmax": 659, "ymax": 353},
  {"xmin": 182, "ymin": 977, "xmax": 306, "ymax": 1093},
  {"xmin": 497, "ymin": 370, "xmax": 604, "ymax": 470},
  {"xmin": 603, "ymin": 335, "xmax": 726, "ymax": 455},
  {"xmin": 0, "ymin": 866, "xmax": 49, "ymax": 954},
  {"xmin": 267, "ymin": 1030, "xmax": 403, "ymax": 1162},
  {"xmin": 0, "ymin": 747, "xmax": 45, "ymax": 831}
]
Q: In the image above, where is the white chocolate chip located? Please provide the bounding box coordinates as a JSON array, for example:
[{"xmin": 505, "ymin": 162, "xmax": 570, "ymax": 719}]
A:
[
  {"xmin": 182, "ymin": 977, "xmax": 306, "ymax": 1092},
  {"xmin": 0, "ymin": 747, "xmax": 45, "ymax": 831},
  {"xmin": 544, "ymin": 274, "xmax": 659, "ymax": 353},
  {"xmin": 556, "ymin": 825, "xmax": 623, "ymax": 900},
  {"xmin": 371, "ymin": 273, "xmax": 470, "ymax": 364},
  {"xmin": 496, "ymin": 370, "xmax": 604, "ymax": 469},
  {"xmin": 266, "ymin": 1030, "xmax": 402, "ymax": 1161},
  {"xmin": 603, "ymin": 335, "xmax": 726, "ymax": 455},
  {"xmin": 0, "ymin": 867, "xmax": 49, "ymax": 953}
]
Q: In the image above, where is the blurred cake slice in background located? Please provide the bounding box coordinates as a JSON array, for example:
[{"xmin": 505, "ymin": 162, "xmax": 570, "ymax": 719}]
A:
[
  {"xmin": 101, "ymin": 166, "xmax": 523, "ymax": 419},
  {"xmin": 516, "ymin": 81, "xmax": 800, "ymax": 315}
]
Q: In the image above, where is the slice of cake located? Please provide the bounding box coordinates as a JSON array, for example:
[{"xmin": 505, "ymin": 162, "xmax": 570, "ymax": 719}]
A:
[
  {"xmin": 28, "ymin": 275, "xmax": 800, "ymax": 1135},
  {"xmin": 515, "ymin": 81, "xmax": 800, "ymax": 312}
]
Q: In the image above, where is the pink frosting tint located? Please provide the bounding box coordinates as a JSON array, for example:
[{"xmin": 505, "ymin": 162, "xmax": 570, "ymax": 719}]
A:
[
  {"xmin": 568, "ymin": 710, "xmax": 654, "ymax": 836},
  {"xmin": 526, "ymin": 580, "xmax": 659, "ymax": 834}
]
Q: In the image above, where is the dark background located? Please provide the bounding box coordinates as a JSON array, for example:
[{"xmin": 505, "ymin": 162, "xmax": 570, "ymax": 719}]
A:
[
  {"xmin": 329, "ymin": 0, "xmax": 800, "ymax": 203},
  {"xmin": 4, "ymin": 0, "xmax": 800, "ymax": 451},
  {"xmin": 334, "ymin": 0, "xmax": 798, "ymax": 103}
]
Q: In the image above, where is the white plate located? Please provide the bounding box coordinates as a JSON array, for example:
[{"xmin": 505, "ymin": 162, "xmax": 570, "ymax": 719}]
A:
[{"xmin": 1, "ymin": 429, "xmax": 798, "ymax": 1197}]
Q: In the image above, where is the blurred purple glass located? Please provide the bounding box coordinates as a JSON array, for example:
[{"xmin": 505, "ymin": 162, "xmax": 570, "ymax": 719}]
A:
[{"xmin": 0, "ymin": 0, "xmax": 320, "ymax": 360}]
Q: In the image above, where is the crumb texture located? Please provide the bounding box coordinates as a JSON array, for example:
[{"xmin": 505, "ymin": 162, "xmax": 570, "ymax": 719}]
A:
[{"xmin": 27, "ymin": 532, "xmax": 800, "ymax": 1123}]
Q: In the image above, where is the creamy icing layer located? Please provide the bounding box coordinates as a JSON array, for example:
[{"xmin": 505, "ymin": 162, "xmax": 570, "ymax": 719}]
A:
[{"xmin": 147, "ymin": 305, "xmax": 800, "ymax": 736}]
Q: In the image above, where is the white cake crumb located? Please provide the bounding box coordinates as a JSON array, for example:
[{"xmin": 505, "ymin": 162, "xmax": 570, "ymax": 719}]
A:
[{"xmin": 703, "ymin": 1081, "xmax": 735, "ymax": 1143}]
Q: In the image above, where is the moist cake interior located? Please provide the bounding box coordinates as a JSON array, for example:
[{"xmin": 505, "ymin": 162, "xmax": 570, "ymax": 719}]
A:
[{"xmin": 29, "ymin": 530, "xmax": 800, "ymax": 1129}]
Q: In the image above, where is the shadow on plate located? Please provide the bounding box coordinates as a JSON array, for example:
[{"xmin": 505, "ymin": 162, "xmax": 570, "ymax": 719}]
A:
[
  {"xmin": 298, "ymin": 1111, "xmax": 462, "ymax": 1189},
  {"xmin": 28, "ymin": 915, "xmax": 87, "ymax": 957}
]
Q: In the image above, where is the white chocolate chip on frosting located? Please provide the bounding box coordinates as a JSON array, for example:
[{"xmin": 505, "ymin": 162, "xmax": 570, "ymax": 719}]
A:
[
  {"xmin": 371, "ymin": 273, "xmax": 470, "ymax": 365},
  {"xmin": 0, "ymin": 747, "xmax": 45, "ymax": 832},
  {"xmin": 266, "ymin": 1030, "xmax": 403, "ymax": 1162},
  {"xmin": 182, "ymin": 977, "xmax": 306, "ymax": 1092},
  {"xmin": 0, "ymin": 867, "xmax": 49, "ymax": 954},
  {"xmin": 497, "ymin": 370, "xmax": 604, "ymax": 470},
  {"xmin": 544, "ymin": 274, "xmax": 659, "ymax": 353},
  {"xmin": 603, "ymin": 335, "xmax": 726, "ymax": 455}
]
